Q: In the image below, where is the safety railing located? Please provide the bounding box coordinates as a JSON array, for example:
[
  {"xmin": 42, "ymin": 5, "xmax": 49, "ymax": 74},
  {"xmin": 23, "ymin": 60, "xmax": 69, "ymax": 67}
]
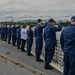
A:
[{"xmin": 31, "ymin": 32, "xmax": 63, "ymax": 73}]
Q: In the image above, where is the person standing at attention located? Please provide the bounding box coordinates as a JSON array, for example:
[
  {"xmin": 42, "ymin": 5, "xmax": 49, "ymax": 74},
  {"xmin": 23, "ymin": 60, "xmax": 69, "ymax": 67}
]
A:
[
  {"xmin": 21, "ymin": 25, "xmax": 27, "ymax": 52},
  {"xmin": 27, "ymin": 25, "xmax": 34, "ymax": 56},
  {"xmin": 16, "ymin": 26, "xmax": 21, "ymax": 49},
  {"xmin": 34, "ymin": 19, "xmax": 47, "ymax": 62},
  {"xmin": 7, "ymin": 25, "xmax": 12, "ymax": 44},
  {"xmin": 60, "ymin": 16, "xmax": 75, "ymax": 75},
  {"xmin": 11, "ymin": 23, "xmax": 17, "ymax": 46}
]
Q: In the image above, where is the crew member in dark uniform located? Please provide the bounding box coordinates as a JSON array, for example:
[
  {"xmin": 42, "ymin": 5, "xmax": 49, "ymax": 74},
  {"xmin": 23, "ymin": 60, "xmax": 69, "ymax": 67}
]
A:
[
  {"xmin": 4, "ymin": 24, "xmax": 8, "ymax": 41},
  {"xmin": 7, "ymin": 25, "xmax": 11, "ymax": 44},
  {"xmin": 34, "ymin": 19, "xmax": 47, "ymax": 62},
  {"xmin": 60, "ymin": 16, "xmax": 75, "ymax": 75},
  {"xmin": 1, "ymin": 25, "xmax": 4, "ymax": 41},
  {"xmin": 11, "ymin": 23, "xmax": 17, "ymax": 46},
  {"xmin": 16, "ymin": 26, "xmax": 21, "ymax": 49},
  {"xmin": 44, "ymin": 19, "xmax": 62, "ymax": 69},
  {"xmin": 27, "ymin": 25, "xmax": 33, "ymax": 56}
]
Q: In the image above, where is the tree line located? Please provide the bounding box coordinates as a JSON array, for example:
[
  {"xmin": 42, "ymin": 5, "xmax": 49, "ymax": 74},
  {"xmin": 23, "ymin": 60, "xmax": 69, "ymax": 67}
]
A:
[{"xmin": 0, "ymin": 20, "xmax": 70, "ymax": 27}]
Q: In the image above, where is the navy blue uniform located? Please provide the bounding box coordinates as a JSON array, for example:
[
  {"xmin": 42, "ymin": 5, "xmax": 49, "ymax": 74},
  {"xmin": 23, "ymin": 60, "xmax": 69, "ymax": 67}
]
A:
[
  {"xmin": 1, "ymin": 25, "xmax": 4, "ymax": 40},
  {"xmin": 44, "ymin": 24, "xmax": 62, "ymax": 64},
  {"xmin": 0, "ymin": 26, "xmax": 1, "ymax": 38},
  {"xmin": 27, "ymin": 29, "xmax": 33, "ymax": 55},
  {"xmin": 16, "ymin": 27, "xmax": 21, "ymax": 48},
  {"xmin": 60, "ymin": 24, "xmax": 75, "ymax": 75},
  {"xmin": 4, "ymin": 25, "xmax": 8, "ymax": 41},
  {"xmin": 34, "ymin": 24, "xmax": 46, "ymax": 58},
  {"xmin": 11, "ymin": 25, "xmax": 17, "ymax": 46},
  {"xmin": 7, "ymin": 26, "xmax": 11, "ymax": 44}
]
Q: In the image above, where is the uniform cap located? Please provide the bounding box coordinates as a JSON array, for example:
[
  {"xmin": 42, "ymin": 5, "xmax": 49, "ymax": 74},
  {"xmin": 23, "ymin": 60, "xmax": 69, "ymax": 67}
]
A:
[
  {"xmin": 48, "ymin": 19, "xmax": 55, "ymax": 23},
  {"xmin": 71, "ymin": 16, "xmax": 75, "ymax": 22},
  {"xmin": 37, "ymin": 19, "xmax": 42, "ymax": 23}
]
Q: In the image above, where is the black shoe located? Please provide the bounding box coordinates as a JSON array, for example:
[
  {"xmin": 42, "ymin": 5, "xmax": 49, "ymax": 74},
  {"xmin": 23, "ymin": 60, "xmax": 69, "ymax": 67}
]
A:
[
  {"xmin": 44, "ymin": 63, "xmax": 54, "ymax": 70},
  {"xmin": 5, "ymin": 39, "xmax": 8, "ymax": 42},
  {"xmin": 27, "ymin": 53, "xmax": 33, "ymax": 56},
  {"xmin": 8, "ymin": 43, "xmax": 11, "ymax": 44},
  {"xmin": 36, "ymin": 58, "xmax": 43, "ymax": 62},
  {"xmin": 2, "ymin": 39, "xmax": 4, "ymax": 41},
  {"xmin": 4, "ymin": 40, "xmax": 7, "ymax": 41},
  {"xmin": 12, "ymin": 45, "xmax": 17, "ymax": 46},
  {"xmin": 21, "ymin": 50, "xmax": 26, "ymax": 52},
  {"xmin": 17, "ymin": 47, "xmax": 21, "ymax": 49}
]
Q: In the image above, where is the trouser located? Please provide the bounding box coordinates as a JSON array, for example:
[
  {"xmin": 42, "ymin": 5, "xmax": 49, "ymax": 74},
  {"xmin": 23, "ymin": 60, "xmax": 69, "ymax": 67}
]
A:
[
  {"xmin": 27, "ymin": 40, "xmax": 33, "ymax": 54},
  {"xmin": 1, "ymin": 33, "xmax": 4, "ymax": 40},
  {"xmin": 17, "ymin": 38, "xmax": 21, "ymax": 47},
  {"xmin": 12, "ymin": 35, "xmax": 16, "ymax": 45},
  {"xmin": 64, "ymin": 52, "xmax": 75, "ymax": 75},
  {"xmin": 21, "ymin": 39, "xmax": 26, "ymax": 51},
  {"xmin": 8, "ymin": 36, "xmax": 11, "ymax": 43},
  {"xmin": 4, "ymin": 34, "xmax": 7, "ymax": 41},
  {"xmin": 35, "ymin": 39, "xmax": 43, "ymax": 58},
  {"xmin": 0, "ymin": 32, "xmax": 1, "ymax": 39},
  {"xmin": 45, "ymin": 45, "xmax": 55, "ymax": 64}
]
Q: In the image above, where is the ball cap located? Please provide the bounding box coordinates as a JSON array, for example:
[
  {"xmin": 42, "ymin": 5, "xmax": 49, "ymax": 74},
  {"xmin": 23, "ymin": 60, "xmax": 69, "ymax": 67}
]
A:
[
  {"xmin": 37, "ymin": 19, "xmax": 42, "ymax": 23},
  {"xmin": 71, "ymin": 16, "xmax": 75, "ymax": 22},
  {"xmin": 48, "ymin": 18, "xmax": 55, "ymax": 23}
]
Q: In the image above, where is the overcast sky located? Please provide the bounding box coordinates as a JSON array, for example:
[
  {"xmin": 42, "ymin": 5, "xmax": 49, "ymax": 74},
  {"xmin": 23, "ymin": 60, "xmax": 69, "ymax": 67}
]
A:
[{"xmin": 0, "ymin": 0, "xmax": 75, "ymax": 21}]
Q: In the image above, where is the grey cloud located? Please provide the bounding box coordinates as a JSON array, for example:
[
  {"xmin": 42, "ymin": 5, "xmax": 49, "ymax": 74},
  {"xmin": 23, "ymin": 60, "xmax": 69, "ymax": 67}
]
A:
[{"xmin": 0, "ymin": 0, "xmax": 75, "ymax": 21}]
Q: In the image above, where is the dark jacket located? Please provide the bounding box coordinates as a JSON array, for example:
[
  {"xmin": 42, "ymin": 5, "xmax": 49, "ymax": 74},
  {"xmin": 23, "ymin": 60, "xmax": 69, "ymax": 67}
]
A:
[
  {"xmin": 11, "ymin": 26, "xmax": 17, "ymax": 36},
  {"xmin": 1, "ymin": 26, "xmax": 4, "ymax": 34},
  {"xmin": 8, "ymin": 27, "xmax": 11, "ymax": 37},
  {"xmin": 44, "ymin": 24, "xmax": 62, "ymax": 46},
  {"xmin": 60, "ymin": 24, "xmax": 75, "ymax": 53},
  {"xmin": 4, "ymin": 26, "xmax": 8, "ymax": 35},
  {"xmin": 34, "ymin": 24, "xmax": 46, "ymax": 41},
  {"xmin": 27, "ymin": 29, "xmax": 33, "ymax": 40},
  {"xmin": 16, "ymin": 28, "xmax": 21, "ymax": 39}
]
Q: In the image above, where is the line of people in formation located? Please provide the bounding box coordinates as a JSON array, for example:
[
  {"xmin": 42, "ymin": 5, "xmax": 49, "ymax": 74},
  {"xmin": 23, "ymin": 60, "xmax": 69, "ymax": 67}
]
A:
[{"xmin": 0, "ymin": 19, "xmax": 62, "ymax": 70}]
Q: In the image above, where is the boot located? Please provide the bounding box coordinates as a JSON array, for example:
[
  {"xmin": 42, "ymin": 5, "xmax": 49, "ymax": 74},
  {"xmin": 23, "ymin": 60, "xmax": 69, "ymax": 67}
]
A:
[{"xmin": 44, "ymin": 63, "xmax": 54, "ymax": 70}]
